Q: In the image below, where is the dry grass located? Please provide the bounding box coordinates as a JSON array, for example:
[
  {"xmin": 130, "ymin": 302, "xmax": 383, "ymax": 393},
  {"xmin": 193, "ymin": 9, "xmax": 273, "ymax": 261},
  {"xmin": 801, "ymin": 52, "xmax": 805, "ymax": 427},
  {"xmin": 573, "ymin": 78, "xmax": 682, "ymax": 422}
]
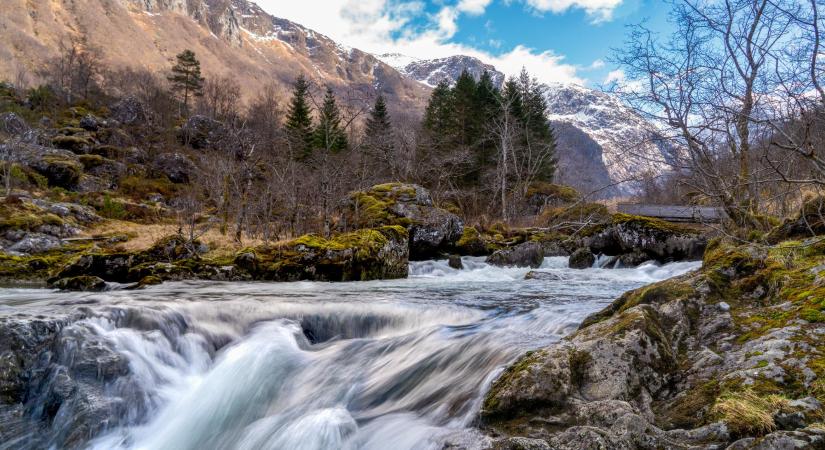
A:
[
  {"xmin": 711, "ymin": 390, "xmax": 789, "ymax": 436},
  {"xmin": 82, "ymin": 220, "xmax": 268, "ymax": 255}
]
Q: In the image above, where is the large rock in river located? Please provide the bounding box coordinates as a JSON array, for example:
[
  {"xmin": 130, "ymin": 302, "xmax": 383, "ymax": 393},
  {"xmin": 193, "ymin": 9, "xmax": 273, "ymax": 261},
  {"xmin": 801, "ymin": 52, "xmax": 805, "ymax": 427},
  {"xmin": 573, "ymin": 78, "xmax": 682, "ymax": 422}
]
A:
[
  {"xmin": 235, "ymin": 225, "xmax": 409, "ymax": 282},
  {"xmin": 582, "ymin": 213, "xmax": 706, "ymax": 264},
  {"xmin": 349, "ymin": 183, "xmax": 463, "ymax": 260},
  {"xmin": 487, "ymin": 241, "xmax": 544, "ymax": 268}
]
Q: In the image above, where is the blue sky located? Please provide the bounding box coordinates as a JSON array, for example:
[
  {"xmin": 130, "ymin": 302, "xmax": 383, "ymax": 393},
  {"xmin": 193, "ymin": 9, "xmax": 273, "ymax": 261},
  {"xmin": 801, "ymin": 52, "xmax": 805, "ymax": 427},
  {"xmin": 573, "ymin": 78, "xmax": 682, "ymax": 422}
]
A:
[{"xmin": 258, "ymin": 0, "xmax": 674, "ymax": 86}]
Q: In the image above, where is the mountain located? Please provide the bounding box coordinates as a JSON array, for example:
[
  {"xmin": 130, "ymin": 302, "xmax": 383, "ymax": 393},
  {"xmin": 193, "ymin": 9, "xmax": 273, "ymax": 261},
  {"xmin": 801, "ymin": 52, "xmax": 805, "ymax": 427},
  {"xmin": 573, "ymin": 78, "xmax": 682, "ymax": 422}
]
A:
[
  {"xmin": 384, "ymin": 54, "xmax": 674, "ymax": 197},
  {"xmin": 0, "ymin": 0, "xmax": 429, "ymax": 114},
  {"xmin": 544, "ymin": 83, "xmax": 675, "ymax": 197},
  {"xmin": 379, "ymin": 54, "xmax": 506, "ymax": 88}
]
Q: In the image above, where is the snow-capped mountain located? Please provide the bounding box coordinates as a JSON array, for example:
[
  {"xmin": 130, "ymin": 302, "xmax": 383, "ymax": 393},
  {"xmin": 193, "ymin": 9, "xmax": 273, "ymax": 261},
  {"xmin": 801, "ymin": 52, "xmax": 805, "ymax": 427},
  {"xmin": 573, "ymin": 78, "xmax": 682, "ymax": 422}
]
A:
[
  {"xmin": 382, "ymin": 54, "xmax": 674, "ymax": 196},
  {"xmin": 544, "ymin": 83, "xmax": 675, "ymax": 197},
  {"xmin": 379, "ymin": 54, "xmax": 505, "ymax": 88}
]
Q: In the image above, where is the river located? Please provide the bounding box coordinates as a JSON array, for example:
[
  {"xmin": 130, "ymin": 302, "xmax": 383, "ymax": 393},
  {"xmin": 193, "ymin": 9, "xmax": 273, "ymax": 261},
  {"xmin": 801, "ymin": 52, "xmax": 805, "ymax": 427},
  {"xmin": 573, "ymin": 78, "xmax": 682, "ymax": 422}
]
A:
[{"xmin": 0, "ymin": 256, "xmax": 700, "ymax": 450}]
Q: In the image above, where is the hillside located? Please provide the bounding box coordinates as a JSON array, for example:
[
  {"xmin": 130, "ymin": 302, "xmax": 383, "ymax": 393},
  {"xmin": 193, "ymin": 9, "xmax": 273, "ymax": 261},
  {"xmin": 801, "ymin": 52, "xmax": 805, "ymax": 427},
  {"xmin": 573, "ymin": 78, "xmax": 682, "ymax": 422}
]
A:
[{"xmin": 0, "ymin": 0, "xmax": 429, "ymax": 114}]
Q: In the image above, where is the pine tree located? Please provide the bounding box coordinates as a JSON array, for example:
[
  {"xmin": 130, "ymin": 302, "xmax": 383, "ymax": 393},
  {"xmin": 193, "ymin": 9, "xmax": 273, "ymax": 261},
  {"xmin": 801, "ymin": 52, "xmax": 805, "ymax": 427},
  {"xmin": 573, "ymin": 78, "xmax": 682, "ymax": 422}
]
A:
[
  {"xmin": 473, "ymin": 70, "xmax": 501, "ymax": 176},
  {"xmin": 313, "ymin": 87, "xmax": 347, "ymax": 153},
  {"xmin": 422, "ymin": 80, "xmax": 456, "ymax": 153},
  {"xmin": 452, "ymin": 70, "xmax": 479, "ymax": 148},
  {"xmin": 285, "ymin": 75, "xmax": 315, "ymax": 160},
  {"xmin": 516, "ymin": 69, "xmax": 556, "ymax": 182},
  {"xmin": 364, "ymin": 94, "xmax": 393, "ymax": 158},
  {"xmin": 167, "ymin": 50, "xmax": 204, "ymax": 115}
]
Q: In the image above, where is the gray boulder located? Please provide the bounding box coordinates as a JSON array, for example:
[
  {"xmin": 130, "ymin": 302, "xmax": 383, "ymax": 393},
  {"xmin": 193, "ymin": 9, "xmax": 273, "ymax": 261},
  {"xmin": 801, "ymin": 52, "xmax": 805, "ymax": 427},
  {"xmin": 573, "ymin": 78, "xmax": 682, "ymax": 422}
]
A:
[
  {"xmin": 0, "ymin": 112, "xmax": 29, "ymax": 136},
  {"xmin": 8, "ymin": 233, "xmax": 62, "ymax": 254},
  {"xmin": 151, "ymin": 152, "xmax": 196, "ymax": 183},
  {"xmin": 110, "ymin": 96, "xmax": 148, "ymax": 125},
  {"xmin": 487, "ymin": 242, "xmax": 544, "ymax": 268},
  {"xmin": 52, "ymin": 276, "xmax": 106, "ymax": 292},
  {"xmin": 178, "ymin": 115, "xmax": 227, "ymax": 150},
  {"xmin": 568, "ymin": 247, "xmax": 595, "ymax": 269}
]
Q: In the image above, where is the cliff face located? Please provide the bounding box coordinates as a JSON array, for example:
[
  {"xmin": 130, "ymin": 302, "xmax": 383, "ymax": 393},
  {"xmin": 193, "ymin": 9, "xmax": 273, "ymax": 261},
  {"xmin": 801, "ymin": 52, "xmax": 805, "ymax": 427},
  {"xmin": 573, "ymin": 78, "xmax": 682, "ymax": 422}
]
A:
[{"xmin": 0, "ymin": 0, "xmax": 429, "ymax": 113}]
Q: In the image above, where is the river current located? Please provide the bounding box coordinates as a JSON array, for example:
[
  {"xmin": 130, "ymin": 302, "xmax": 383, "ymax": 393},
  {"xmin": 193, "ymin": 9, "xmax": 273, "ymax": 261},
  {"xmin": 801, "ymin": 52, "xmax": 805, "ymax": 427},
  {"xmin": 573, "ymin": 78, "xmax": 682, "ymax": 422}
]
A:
[{"xmin": 0, "ymin": 256, "xmax": 700, "ymax": 450}]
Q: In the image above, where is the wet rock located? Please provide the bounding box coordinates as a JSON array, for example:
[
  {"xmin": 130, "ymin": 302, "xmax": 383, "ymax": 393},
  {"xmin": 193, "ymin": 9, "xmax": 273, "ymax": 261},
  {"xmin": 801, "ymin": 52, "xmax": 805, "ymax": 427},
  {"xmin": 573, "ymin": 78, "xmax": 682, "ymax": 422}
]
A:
[
  {"xmin": 487, "ymin": 241, "xmax": 544, "ymax": 268},
  {"xmin": 568, "ymin": 247, "xmax": 595, "ymax": 269},
  {"xmin": 349, "ymin": 183, "xmax": 463, "ymax": 260},
  {"xmin": 52, "ymin": 276, "xmax": 106, "ymax": 292},
  {"xmin": 448, "ymin": 254, "xmax": 463, "ymax": 270},
  {"xmin": 617, "ymin": 249, "xmax": 649, "ymax": 267},
  {"xmin": 524, "ymin": 271, "xmax": 567, "ymax": 281},
  {"xmin": 151, "ymin": 152, "xmax": 196, "ymax": 183},
  {"xmin": 491, "ymin": 437, "xmax": 552, "ymax": 450}
]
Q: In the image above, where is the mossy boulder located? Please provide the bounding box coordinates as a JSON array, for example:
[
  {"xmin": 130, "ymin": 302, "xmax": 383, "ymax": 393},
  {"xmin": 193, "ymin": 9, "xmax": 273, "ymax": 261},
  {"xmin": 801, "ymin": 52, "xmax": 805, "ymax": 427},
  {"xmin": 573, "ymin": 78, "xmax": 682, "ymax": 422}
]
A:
[
  {"xmin": 145, "ymin": 234, "xmax": 206, "ymax": 262},
  {"xmin": 482, "ymin": 236, "xmax": 825, "ymax": 448},
  {"xmin": 54, "ymin": 253, "xmax": 136, "ymax": 283},
  {"xmin": 18, "ymin": 146, "xmax": 84, "ymax": 189},
  {"xmin": 525, "ymin": 182, "xmax": 580, "ymax": 214},
  {"xmin": 52, "ymin": 275, "xmax": 106, "ymax": 292},
  {"xmin": 236, "ymin": 225, "xmax": 409, "ymax": 282},
  {"xmin": 51, "ymin": 134, "xmax": 92, "ymax": 154},
  {"xmin": 453, "ymin": 226, "xmax": 488, "ymax": 256},
  {"xmin": 349, "ymin": 183, "xmax": 463, "ymax": 259},
  {"xmin": 582, "ymin": 213, "xmax": 706, "ymax": 264}
]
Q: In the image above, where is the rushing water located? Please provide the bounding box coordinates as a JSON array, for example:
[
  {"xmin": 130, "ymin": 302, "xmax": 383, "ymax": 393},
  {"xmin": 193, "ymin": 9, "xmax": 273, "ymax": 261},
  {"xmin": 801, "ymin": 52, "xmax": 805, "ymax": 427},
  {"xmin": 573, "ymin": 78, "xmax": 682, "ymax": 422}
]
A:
[{"xmin": 0, "ymin": 257, "xmax": 700, "ymax": 450}]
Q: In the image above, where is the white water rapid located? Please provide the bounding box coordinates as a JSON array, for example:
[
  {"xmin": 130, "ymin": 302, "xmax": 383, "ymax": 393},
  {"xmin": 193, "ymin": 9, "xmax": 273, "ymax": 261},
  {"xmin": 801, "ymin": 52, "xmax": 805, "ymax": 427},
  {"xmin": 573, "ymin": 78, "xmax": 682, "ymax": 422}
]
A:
[{"xmin": 0, "ymin": 257, "xmax": 700, "ymax": 450}]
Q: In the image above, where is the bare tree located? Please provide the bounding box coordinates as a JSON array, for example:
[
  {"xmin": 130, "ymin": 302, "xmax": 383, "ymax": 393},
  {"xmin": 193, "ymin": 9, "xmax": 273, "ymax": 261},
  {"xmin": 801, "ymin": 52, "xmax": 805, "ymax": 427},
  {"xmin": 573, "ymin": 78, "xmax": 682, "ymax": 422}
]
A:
[{"xmin": 613, "ymin": 0, "xmax": 816, "ymax": 229}]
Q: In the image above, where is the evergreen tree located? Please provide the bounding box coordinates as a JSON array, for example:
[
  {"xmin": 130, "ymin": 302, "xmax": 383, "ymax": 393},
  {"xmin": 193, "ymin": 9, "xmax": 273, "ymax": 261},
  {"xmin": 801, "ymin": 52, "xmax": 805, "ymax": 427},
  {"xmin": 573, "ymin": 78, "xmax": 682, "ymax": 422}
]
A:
[
  {"xmin": 313, "ymin": 87, "xmax": 347, "ymax": 153},
  {"xmin": 424, "ymin": 80, "xmax": 456, "ymax": 154},
  {"xmin": 168, "ymin": 49, "xmax": 204, "ymax": 114},
  {"xmin": 452, "ymin": 70, "xmax": 479, "ymax": 148},
  {"xmin": 515, "ymin": 69, "xmax": 556, "ymax": 182},
  {"xmin": 364, "ymin": 94, "xmax": 393, "ymax": 158},
  {"xmin": 285, "ymin": 75, "xmax": 314, "ymax": 160},
  {"xmin": 472, "ymin": 71, "xmax": 501, "ymax": 178}
]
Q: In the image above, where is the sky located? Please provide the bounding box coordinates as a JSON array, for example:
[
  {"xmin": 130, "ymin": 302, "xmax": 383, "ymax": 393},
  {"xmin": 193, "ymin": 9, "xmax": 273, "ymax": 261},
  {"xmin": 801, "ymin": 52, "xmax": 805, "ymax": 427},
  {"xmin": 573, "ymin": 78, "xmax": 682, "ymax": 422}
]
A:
[{"xmin": 254, "ymin": 0, "xmax": 674, "ymax": 87}]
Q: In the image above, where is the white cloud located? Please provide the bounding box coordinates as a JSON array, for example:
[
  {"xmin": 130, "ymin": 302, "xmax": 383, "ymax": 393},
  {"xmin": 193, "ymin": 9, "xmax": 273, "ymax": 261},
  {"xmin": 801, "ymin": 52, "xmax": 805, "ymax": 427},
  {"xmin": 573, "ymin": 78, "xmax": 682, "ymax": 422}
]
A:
[
  {"xmin": 604, "ymin": 68, "xmax": 625, "ymax": 84},
  {"xmin": 589, "ymin": 59, "xmax": 605, "ymax": 69},
  {"xmin": 523, "ymin": 0, "xmax": 623, "ymax": 22},
  {"xmin": 457, "ymin": 0, "xmax": 494, "ymax": 15},
  {"xmin": 255, "ymin": 0, "xmax": 587, "ymax": 85}
]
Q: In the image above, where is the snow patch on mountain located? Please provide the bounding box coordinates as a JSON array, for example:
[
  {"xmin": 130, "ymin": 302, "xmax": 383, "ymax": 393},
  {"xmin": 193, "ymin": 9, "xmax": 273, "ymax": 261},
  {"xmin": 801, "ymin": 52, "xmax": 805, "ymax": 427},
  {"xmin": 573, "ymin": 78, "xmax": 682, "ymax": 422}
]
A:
[{"xmin": 544, "ymin": 83, "xmax": 674, "ymax": 195}]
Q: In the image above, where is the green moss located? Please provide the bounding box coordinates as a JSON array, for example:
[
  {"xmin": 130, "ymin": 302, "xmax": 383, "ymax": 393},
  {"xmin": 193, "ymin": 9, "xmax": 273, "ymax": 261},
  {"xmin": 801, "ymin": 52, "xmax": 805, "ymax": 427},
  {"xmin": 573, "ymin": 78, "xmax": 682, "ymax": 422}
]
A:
[
  {"xmin": 482, "ymin": 349, "xmax": 546, "ymax": 415},
  {"xmin": 78, "ymin": 154, "xmax": 106, "ymax": 169},
  {"xmin": 525, "ymin": 182, "xmax": 580, "ymax": 203},
  {"xmin": 0, "ymin": 201, "xmax": 64, "ymax": 231},
  {"xmin": 51, "ymin": 135, "xmax": 91, "ymax": 152},
  {"xmin": 100, "ymin": 195, "xmax": 128, "ymax": 220},
  {"xmin": 612, "ymin": 213, "xmax": 695, "ymax": 235}
]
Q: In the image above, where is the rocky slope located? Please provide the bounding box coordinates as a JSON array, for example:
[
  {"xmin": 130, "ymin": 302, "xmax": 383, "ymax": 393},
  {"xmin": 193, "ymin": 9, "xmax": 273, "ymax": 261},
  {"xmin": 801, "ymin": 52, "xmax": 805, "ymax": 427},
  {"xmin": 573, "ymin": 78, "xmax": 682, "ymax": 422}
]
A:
[
  {"xmin": 0, "ymin": 0, "xmax": 429, "ymax": 112},
  {"xmin": 480, "ymin": 205, "xmax": 825, "ymax": 449},
  {"xmin": 545, "ymin": 83, "xmax": 677, "ymax": 197},
  {"xmin": 379, "ymin": 54, "xmax": 506, "ymax": 88}
]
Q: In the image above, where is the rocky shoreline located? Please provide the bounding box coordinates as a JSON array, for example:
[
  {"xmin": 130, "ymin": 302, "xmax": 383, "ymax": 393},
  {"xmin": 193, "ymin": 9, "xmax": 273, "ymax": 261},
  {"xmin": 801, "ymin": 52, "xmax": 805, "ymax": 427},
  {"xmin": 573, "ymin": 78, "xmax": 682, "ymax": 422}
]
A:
[{"xmin": 479, "ymin": 215, "xmax": 825, "ymax": 449}]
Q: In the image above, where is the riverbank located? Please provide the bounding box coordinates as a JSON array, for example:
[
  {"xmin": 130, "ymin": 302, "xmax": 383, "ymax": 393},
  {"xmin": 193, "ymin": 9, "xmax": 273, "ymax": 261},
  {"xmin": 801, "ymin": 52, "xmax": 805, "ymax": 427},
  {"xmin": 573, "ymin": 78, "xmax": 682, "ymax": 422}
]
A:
[{"xmin": 481, "ymin": 235, "xmax": 825, "ymax": 449}]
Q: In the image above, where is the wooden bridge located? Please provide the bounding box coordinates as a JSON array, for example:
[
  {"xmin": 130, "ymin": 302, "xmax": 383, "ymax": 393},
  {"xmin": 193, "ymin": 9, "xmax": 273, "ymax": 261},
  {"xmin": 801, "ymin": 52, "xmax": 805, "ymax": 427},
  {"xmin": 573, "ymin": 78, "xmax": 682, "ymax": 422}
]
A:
[{"xmin": 617, "ymin": 203, "xmax": 727, "ymax": 224}]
